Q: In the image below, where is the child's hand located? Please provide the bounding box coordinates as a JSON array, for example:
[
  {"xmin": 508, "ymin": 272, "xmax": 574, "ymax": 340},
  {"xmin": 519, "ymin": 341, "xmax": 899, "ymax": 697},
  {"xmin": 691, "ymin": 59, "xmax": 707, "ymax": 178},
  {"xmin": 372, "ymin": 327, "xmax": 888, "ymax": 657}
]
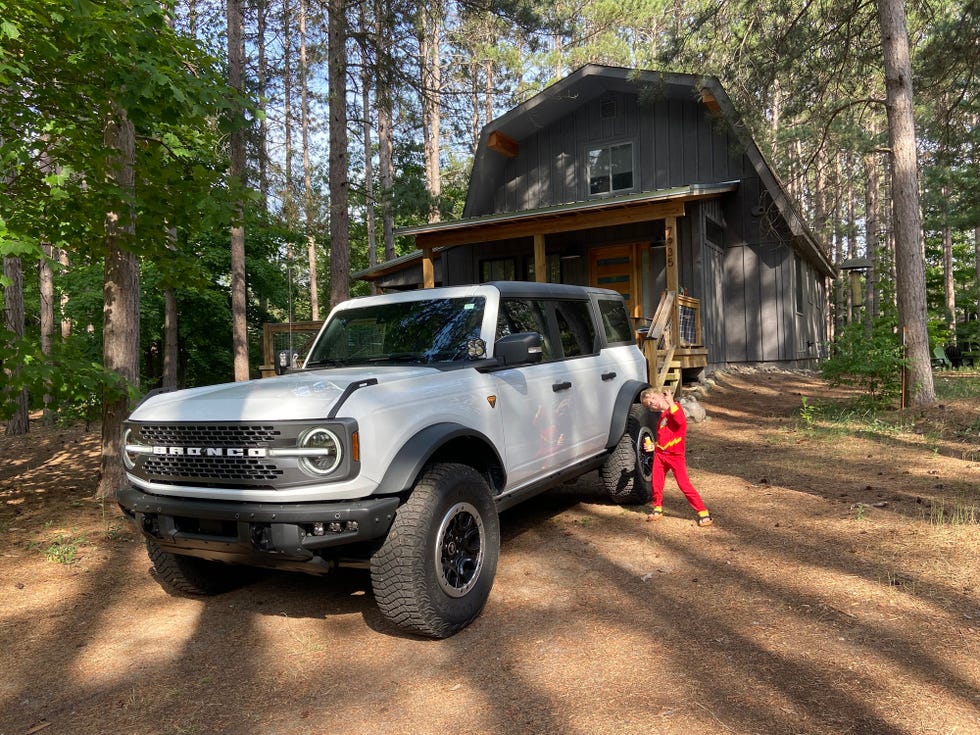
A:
[{"xmin": 642, "ymin": 437, "xmax": 654, "ymax": 453}]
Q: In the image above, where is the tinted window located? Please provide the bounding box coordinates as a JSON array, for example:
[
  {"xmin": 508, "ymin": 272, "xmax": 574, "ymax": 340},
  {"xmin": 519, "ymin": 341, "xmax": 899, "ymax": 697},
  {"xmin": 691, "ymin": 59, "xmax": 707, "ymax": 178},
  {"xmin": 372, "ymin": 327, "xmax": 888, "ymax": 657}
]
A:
[
  {"xmin": 597, "ymin": 298, "xmax": 634, "ymax": 344},
  {"xmin": 554, "ymin": 300, "xmax": 597, "ymax": 357},
  {"xmin": 496, "ymin": 298, "xmax": 554, "ymax": 361}
]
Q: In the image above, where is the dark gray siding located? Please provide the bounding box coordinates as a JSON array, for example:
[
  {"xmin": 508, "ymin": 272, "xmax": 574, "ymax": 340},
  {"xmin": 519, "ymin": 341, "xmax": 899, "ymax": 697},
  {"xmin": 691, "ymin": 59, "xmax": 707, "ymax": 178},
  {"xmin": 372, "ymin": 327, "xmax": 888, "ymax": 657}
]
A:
[{"xmin": 489, "ymin": 92, "xmax": 751, "ymax": 214}]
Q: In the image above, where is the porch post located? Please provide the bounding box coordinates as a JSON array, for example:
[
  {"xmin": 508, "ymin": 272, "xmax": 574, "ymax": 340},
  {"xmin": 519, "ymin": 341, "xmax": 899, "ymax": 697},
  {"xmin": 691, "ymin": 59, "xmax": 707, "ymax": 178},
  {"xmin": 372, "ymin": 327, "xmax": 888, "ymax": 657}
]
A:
[
  {"xmin": 664, "ymin": 216, "xmax": 680, "ymax": 345},
  {"xmin": 533, "ymin": 234, "xmax": 546, "ymax": 282},
  {"xmin": 422, "ymin": 246, "xmax": 435, "ymax": 288}
]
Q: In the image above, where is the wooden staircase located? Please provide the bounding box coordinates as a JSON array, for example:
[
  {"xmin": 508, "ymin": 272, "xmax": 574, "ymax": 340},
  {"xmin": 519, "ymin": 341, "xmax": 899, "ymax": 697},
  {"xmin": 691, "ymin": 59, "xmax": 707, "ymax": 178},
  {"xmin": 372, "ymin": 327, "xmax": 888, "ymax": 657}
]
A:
[{"xmin": 638, "ymin": 291, "xmax": 683, "ymax": 392}]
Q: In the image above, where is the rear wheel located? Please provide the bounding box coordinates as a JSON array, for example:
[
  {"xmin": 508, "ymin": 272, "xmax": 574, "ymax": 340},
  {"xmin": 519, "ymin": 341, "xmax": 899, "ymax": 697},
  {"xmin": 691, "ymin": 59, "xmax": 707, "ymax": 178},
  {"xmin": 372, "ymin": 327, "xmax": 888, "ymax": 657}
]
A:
[
  {"xmin": 600, "ymin": 403, "xmax": 654, "ymax": 504},
  {"xmin": 370, "ymin": 463, "xmax": 499, "ymax": 638}
]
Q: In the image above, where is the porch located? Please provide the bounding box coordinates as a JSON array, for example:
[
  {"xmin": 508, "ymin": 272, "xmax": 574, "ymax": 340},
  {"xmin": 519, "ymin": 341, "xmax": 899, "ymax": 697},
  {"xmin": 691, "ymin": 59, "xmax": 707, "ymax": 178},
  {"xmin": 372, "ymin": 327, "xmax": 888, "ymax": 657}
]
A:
[{"xmin": 637, "ymin": 291, "xmax": 707, "ymax": 391}]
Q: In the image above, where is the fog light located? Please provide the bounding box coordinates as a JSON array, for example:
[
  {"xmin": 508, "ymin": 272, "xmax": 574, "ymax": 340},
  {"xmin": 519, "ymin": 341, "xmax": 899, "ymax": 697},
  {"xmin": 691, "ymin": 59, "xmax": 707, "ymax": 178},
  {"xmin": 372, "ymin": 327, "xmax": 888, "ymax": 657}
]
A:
[
  {"xmin": 328, "ymin": 522, "xmax": 343, "ymax": 533},
  {"xmin": 347, "ymin": 521, "xmax": 359, "ymax": 532},
  {"xmin": 312, "ymin": 522, "xmax": 325, "ymax": 536}
]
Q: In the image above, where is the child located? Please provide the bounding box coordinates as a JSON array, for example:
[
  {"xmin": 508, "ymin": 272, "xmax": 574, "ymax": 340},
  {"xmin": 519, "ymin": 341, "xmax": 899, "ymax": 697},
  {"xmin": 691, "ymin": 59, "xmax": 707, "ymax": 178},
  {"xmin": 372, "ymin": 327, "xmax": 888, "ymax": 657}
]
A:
[{"xmin": 639, "ymin": 387, "xmax": 713, "ymax": 526}]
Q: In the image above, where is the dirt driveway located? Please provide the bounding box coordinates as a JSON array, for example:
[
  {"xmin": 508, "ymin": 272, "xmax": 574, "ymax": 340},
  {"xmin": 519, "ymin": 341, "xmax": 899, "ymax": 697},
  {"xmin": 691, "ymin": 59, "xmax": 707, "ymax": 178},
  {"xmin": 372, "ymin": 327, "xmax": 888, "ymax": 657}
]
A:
[{"xmin": 1, "ymin": 369, "xmax": 978, "ymax": 735}]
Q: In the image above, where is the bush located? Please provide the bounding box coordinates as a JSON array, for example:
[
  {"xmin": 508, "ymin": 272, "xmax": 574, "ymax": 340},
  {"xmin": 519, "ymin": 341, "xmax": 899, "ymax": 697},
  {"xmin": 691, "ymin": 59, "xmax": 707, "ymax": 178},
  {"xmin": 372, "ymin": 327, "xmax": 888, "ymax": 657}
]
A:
[
  {"xmin": 1, "ymin": 331, "xmax": 136, "ymax": 425},
  {"xmin": 821, "ymin": 318, "xmax": 906, "ymax": 407}
]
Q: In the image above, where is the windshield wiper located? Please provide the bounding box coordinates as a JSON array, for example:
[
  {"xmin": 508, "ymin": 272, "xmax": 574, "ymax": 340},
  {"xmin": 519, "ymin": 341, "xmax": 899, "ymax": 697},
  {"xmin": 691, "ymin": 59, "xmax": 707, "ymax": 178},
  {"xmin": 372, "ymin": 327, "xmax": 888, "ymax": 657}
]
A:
[{"xmin": 364, "ymin": 353, "xmax": 427, "ymax": 363}]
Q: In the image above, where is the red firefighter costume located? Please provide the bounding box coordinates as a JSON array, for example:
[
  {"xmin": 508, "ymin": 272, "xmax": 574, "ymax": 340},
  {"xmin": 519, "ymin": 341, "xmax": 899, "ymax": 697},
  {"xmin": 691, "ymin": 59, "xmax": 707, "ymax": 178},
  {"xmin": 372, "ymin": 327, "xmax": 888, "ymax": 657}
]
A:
[{"xmin": 651, "ymin": 403, "xmax": 708, "ymax": 513}]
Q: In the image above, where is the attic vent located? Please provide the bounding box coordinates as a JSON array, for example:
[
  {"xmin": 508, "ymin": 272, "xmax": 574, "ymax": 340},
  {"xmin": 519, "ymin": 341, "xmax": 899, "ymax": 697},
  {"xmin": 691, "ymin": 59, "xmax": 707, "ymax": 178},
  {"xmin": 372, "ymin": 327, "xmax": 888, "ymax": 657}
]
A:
[{"xmin": 600, "ymin": 97, "xmax": 617, "ymax": 119}]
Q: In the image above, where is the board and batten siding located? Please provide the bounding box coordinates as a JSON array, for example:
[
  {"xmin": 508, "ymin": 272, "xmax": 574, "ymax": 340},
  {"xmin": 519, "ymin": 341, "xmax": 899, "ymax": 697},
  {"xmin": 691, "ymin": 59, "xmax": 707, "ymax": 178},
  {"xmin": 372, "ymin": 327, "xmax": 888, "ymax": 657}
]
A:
[{"xmin": 491, "ymin": 91, "xmax": 750, "ymax": 213}]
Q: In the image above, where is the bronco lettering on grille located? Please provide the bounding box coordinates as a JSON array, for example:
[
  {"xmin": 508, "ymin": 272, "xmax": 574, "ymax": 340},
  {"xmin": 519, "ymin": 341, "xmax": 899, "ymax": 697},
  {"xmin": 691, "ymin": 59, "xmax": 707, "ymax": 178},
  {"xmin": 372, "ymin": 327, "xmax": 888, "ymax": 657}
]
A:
[{"xmin": 151, "ymin": 447, "xmax": 269, "ymax": 458}]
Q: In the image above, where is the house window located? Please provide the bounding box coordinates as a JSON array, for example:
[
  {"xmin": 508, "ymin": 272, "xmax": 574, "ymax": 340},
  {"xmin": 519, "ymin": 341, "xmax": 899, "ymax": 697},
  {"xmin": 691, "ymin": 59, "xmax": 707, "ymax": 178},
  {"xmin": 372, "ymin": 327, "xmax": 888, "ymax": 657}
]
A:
[
  {"xmin": 795, "ymin": 257, "xmax": 805, "ymax": 314},
  {"xmin": 524, "ymin": 254, "xmax": 561, "ymax": 283},
  {"xmin": 480, "ymin": 258, "xmax": 516, "ymax": 282},
  {"xmin": 588, "ymin": 142, "xmax": 634, "ymax": 196}
]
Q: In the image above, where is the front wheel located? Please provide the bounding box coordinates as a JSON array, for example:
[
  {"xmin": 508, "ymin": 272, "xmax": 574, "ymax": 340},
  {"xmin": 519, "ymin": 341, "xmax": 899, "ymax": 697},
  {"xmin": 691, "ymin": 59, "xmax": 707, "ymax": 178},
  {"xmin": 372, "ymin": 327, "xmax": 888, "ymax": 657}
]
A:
[
  {"xmin": 370, "ymin": 463, "xmax": 500, "ymax": 638},
  {"xmin": 145, "ymin": 540, "xmax": 250, "ymax": 596},
  {"xmin": 600, "ymin": 403, "xmax": 654, "ymax": 504}
]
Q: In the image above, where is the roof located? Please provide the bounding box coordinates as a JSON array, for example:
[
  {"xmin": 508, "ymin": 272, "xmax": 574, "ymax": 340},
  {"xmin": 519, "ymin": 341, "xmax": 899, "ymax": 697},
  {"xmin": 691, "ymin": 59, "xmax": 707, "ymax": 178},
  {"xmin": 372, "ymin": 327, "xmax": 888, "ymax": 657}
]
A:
[
  {"xmin": 353, "ymin": 182, "xmax": 738, "ymax": 281},
  {"xmin": 355, "ymin": 64, "xmax": 834, "ymax": 282}
]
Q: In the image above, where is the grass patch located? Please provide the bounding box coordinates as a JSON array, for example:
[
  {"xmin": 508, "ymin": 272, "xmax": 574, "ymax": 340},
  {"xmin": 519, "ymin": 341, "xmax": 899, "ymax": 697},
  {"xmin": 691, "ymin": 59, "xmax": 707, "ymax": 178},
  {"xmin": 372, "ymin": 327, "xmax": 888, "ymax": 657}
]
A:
[
  {"xmin": 28, "ymin": 530, "xmax": 86, "ymax": 564},
  {"xmin": 934, "ymin": 372, "xmax": 980, "ymax": 399},
  {"xmin": 924, "ymin": 498, "xmax": 978, "ymax": 526},
  {"xmin": 796, "ymin": 396, "xmax": 911, "ymax": 440}
]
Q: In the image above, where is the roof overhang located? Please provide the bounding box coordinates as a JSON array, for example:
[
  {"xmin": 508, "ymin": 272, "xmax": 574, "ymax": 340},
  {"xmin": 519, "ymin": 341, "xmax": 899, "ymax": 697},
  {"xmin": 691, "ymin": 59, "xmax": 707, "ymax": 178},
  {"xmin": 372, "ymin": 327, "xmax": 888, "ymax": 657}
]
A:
[
  {"xmin": 405, "ymin": 182, "xmax": 737, "ymax": 249},
  {"xmin": 355, "ymin": 183, "xmax": 738, "ymax": 282}
]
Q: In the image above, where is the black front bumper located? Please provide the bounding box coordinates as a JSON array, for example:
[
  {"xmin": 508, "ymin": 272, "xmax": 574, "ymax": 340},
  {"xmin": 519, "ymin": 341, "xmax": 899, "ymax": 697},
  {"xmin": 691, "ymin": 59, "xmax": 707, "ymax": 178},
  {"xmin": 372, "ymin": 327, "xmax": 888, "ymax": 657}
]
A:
[{"xmin": 117, "ymin": 485, "xmax": 400, "ymax": 568}]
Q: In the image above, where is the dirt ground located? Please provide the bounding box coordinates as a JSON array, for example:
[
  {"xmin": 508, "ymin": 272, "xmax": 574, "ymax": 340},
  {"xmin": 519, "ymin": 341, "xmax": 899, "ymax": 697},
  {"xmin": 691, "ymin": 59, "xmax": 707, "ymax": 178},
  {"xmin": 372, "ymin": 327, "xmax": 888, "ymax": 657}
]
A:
[{"xmin": 1, "ymin": 369, "xmax": 978, "ymax": 735}]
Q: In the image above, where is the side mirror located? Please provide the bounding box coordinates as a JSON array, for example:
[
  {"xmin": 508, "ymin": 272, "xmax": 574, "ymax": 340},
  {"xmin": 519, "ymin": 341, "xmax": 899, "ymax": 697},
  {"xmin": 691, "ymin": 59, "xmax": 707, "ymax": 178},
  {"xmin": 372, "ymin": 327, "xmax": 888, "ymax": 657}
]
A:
[{"xmin": 493, "ymin": 332, "xmax": 543, "ymax": 366}]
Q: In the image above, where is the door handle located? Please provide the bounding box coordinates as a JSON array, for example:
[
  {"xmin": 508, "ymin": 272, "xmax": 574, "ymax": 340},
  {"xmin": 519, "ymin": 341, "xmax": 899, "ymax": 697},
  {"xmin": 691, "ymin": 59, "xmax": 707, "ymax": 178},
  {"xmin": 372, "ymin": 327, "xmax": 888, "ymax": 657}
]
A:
[
  {"xmin": 552, "ymin": 381, "xmax": 572, "ymax": 392},
  {"xmin": 601, "ymin": 371, "xmax": 617, "ymax": 381}
]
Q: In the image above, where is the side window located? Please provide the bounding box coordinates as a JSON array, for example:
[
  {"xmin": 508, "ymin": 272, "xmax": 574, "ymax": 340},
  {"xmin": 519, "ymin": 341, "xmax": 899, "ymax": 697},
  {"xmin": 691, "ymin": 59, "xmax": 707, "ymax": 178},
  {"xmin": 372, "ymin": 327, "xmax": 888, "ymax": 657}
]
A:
[
  {"xmin": 496, "ymin": 298, "xmax": 554, "ymax": 361},
  {"xmin": 596, "ymin": 297, "xmax": 634, "ymax": 344},
  {"xmin": 554, "ymin": 300, "xmax": 597, "ymax": 357}
]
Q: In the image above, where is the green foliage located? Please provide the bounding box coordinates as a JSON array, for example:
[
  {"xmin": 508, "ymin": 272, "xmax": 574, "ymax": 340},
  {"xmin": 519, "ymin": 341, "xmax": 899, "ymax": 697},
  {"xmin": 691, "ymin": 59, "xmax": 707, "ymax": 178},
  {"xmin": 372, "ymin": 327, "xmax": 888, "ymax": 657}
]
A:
[
  {"xmin": 820, "ymin": 317, "xmax": 906, "ymax": 407},
  {"xmin": 0, "ymin": 330, "xmax": 136, "ymax": 424}
]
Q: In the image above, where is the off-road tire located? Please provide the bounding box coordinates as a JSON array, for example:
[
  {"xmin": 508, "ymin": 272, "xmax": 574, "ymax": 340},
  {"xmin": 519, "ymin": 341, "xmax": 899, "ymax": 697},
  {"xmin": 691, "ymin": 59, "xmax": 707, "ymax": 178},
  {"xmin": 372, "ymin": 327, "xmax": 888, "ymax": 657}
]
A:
[
  {"xmin": 600, "ymin": 403, "xmax": 654, "ymax": 504},
  {"xmin": 146, "ymin": 540, "xmax": 247, "ymax": 596},
  {"xmin": 370, "ymin": 463, "xmax": 500, "ymax": 639}
]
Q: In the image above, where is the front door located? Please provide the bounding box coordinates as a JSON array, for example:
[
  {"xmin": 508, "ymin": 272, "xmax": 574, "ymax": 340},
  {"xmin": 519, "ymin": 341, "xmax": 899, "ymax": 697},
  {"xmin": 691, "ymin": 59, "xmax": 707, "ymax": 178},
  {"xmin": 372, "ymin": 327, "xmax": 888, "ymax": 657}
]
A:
[{"xmin": 589, "ymin": 244, "xmax": 641, "ymax": 318}]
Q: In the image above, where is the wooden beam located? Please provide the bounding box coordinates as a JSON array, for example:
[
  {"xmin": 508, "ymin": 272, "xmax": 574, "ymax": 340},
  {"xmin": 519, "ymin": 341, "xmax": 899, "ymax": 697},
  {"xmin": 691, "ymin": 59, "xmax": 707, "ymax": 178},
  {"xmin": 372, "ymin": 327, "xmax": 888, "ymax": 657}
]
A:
[
  {"xmin": 533, "ymin": 234, "xmax": 546, "ymax": 282},
  {"xmin": 416, "ymin": 199, "xmax": 687, "ymax": 250},
  {"xmin": 664, "ymin": 216, "xmax": 680, "ymax": 346},
  {"xmin": 422, "ymin": 247, "xmax": 435, "ymax": 288},
  {"xmin": 487, "ymin": 130, "xmax": 519, "ymax": 158},
  {"xmin": 700, "ymin": 88, "xmax": 722, "ymax": 115}
]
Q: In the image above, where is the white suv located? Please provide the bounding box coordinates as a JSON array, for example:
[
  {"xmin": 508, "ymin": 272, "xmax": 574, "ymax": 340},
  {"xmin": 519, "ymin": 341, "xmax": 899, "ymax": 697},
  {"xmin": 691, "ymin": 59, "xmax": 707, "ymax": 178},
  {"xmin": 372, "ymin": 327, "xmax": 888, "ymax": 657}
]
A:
[{"xmin": 118, "ymin": 282, "xmax": 654, "ymax": 637}]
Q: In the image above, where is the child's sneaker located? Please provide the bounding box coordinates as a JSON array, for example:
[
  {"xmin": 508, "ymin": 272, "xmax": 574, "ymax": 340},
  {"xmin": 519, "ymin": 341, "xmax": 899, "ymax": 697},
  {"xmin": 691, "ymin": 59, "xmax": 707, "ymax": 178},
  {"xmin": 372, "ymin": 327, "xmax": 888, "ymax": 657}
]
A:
[
  {"xmin": 646, "ymin": 506, "xmax": 663, "ymax": 522},
  {"xmin": 696, "ymin": 510, "xmax": 713, "ymax": 527}
]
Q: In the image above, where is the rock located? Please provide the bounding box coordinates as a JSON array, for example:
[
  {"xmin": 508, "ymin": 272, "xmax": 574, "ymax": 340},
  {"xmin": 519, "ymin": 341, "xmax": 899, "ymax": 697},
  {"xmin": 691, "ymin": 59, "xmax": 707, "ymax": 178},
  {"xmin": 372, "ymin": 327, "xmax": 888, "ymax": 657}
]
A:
[{"xmin": 678, "ymin": 396, "xmax": 707, "ymax": 423}]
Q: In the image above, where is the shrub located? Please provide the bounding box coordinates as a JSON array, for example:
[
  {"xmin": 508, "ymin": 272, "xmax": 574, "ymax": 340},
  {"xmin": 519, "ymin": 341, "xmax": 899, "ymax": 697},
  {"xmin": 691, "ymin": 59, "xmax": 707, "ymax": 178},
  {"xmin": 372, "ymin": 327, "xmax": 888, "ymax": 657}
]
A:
[{"xmin": 821, "ymin": 318, "xmax": 906, "ymax": 407}]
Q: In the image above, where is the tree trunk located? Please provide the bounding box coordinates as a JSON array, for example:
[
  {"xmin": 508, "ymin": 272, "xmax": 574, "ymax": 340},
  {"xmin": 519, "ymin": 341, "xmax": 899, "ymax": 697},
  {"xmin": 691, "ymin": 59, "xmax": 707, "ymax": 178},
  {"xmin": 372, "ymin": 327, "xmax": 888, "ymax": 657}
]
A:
[
  {"xmin": 3, "ymin": 256, "xmax": 29, "ymax": 436},
  {"xmin": 40, "ymin": 243, "xmax": 55, "ymax": 421},
  {"xmin": 163, "ymin": 288, "xmax": 178, "ymax": 388},
  {"xmin": 864, "ymin": 151, "xmax": 881, "ymax": 325},
  {"xmin": 419, "ymin": 2, "xmax": 442, "ymax": 224},
  {"xmin": 975, "ymin": 225, "xmax": 980, "ymax": 348},
  {"xmin": 300, "ymin": 0, "xmax": 319, "ymax": 320},
  {"xmin": 877, "ymin": 0, "xmax": 934, "ymax": 405},
  {"xmin": 328, "ymin": 0, "xmax": 350, "ymax": 307},
  {"xmin": 99, "ymin": 105, "xmax": 139, "ymax": 499},
  {"xmin": 227, "ymin": 0, "xmax": 249, "ymax": 381},
  {"xmin": 59, "ymin": 248, "xmax": 71, "ymax": 338},
  {"xmin": 375, "ymin": 0, "xmax": 395, "ymax": 263},
  {"xmin": 359, "ymin": 2, "xmax": 378, "ymax": 292},
  {"xmin": 256, "ymin": 0, "xmax": 270, "ymax": 210}
]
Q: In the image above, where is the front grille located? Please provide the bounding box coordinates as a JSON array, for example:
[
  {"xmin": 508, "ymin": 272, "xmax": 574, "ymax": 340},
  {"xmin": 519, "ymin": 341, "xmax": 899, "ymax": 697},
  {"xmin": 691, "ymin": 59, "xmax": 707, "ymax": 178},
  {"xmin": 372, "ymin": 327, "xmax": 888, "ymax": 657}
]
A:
[
  {"xmin": 144, "ymin": 455, "xmax": 283, "ymax": 482},
  {"xmin": 132, "ymin": 423, "xmax": 286, "ymax": 486},
  {"xmin": 137, "ymin": 424, "xmax": 281, "ymax": 446}
]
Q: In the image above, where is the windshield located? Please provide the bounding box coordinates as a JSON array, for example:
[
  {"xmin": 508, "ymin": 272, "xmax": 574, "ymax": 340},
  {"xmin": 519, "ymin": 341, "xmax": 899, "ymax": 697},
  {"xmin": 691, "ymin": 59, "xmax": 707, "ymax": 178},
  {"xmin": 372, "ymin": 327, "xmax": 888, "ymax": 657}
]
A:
[{"xmin": 305, "ymin": 296, "xmax": 487, "ymax": 367}]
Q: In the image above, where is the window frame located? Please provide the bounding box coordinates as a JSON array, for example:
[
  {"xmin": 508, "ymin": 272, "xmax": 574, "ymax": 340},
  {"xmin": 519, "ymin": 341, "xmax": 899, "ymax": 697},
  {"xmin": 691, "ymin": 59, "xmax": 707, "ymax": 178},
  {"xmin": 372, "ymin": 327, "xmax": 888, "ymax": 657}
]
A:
[{"xmin": 586, "ymin": 140, "xmax": 636, "ymax": 198}]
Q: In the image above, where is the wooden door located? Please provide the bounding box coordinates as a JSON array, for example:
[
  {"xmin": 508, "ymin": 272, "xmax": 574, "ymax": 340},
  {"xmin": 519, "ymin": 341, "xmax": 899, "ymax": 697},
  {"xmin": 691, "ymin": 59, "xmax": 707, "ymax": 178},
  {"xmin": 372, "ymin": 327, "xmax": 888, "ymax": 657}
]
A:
[{"xmin": 589, "ymin": 244, "xmax": 641, "ymax": 318}]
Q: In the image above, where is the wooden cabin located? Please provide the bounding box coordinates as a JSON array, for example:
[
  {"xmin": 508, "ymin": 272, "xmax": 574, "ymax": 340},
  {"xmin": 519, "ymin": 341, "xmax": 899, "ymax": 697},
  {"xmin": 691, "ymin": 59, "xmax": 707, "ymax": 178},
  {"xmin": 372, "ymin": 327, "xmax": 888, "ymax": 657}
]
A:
[{"xmin": 356, "ymin": 65, "xmax": 835, "ymax": 388}]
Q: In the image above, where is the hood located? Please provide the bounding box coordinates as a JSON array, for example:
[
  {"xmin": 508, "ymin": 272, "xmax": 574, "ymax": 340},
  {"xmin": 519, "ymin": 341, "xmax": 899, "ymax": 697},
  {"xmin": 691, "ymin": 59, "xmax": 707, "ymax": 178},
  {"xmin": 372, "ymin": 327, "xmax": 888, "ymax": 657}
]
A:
[{"xmin": 128, "ymin": 366, "xmax": 436, "ymax": 423}]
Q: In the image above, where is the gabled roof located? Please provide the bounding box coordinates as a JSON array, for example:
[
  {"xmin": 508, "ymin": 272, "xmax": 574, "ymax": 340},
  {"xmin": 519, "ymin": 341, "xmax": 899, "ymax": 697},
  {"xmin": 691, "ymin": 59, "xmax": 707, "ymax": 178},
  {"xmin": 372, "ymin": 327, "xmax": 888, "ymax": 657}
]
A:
[
  {"xmin": 356, "ymin": 64, "xmax": 834, "ymax": 283},
  {"xmin": 466, "ymin": 64, "xmax": 834, "ymax": 277}
]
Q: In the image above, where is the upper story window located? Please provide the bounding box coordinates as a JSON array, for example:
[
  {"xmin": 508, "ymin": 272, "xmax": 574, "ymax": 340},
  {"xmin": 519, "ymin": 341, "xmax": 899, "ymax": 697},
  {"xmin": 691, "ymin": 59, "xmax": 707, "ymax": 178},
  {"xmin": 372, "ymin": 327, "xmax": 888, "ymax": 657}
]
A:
[{"xmin": 588, "ymin": 142, "xmax": 634, "ymax": 196}]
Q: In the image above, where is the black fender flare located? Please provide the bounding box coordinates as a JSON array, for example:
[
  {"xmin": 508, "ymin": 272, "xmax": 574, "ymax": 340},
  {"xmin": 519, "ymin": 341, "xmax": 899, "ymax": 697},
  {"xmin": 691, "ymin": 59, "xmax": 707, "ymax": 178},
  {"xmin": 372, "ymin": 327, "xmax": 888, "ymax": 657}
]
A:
[
  {"xmin": 605, "ymin": 380, "xmax": 650, "ymax": 450},
  {"xmin": 375, "ymin": 422, "xmax": 504, "ymax": 495}
]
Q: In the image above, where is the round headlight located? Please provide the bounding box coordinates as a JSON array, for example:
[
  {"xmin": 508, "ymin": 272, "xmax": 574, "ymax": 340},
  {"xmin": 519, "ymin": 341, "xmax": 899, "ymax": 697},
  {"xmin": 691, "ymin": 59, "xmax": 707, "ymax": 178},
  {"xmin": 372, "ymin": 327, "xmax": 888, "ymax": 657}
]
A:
[
  {"xmin": 122, "ymin": 428, "xmax": 138, "ymax": 470},
  {"xmin": 298, "ymin": 427, "xmax": 342, "ymax": 476}
]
